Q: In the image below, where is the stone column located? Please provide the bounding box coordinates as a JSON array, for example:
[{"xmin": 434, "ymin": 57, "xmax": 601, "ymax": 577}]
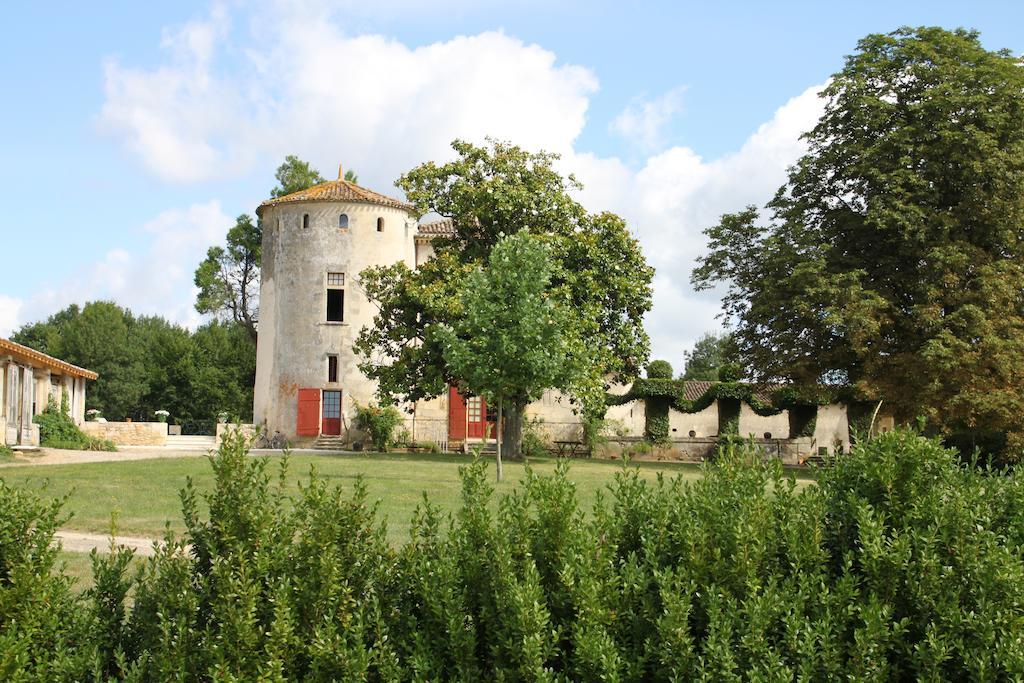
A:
[
  {"xmin": 74, "ymin": 377, "xmax": 86, "ymax": 423},
  {"xmin": 36, "ymin": 370, "xmax": 51, "ymax": 415},
  {"xmin": 20, "ymin": 365, "xmax": 33, "ymax": 445},
  {"xmin": 6, "ymin": 361, "xmax": 17, "ymax": 431}
]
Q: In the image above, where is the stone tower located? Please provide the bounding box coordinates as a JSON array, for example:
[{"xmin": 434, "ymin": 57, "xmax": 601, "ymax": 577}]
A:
[{"xmin": 253, "ymin": 168, "xmax": 420, "ymax": 441}]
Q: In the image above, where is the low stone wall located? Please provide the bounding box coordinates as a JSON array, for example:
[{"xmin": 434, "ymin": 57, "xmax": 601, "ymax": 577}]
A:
[
  {"xmin": 82, "ymin": 421, "xmax": 168, "ymax": 446},
  {"xmin": 595, "ymin": 436, "xmax": 817, "ymax": 466},
  {"xmin": 215, "ymin": 423, "xmax": 259, "ymax": 444}
]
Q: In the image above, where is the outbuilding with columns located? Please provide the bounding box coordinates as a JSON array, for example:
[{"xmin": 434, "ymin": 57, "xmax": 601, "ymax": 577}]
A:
[{"xmin": 1, "ymin": 337, "xmax": 97, "ymax": 447}]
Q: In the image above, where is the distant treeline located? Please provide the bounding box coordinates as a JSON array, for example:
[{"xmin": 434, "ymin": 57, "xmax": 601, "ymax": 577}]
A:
[{"xmin": 12, "ymin": 301, "xmax": 254, "ymax": 424}]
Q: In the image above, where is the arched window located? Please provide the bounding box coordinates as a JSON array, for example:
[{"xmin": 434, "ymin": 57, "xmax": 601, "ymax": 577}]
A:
[
  {"xmin": 339, "ymin": 214, "xmax": 349, "ymax": 229},
  {"xmin": 377, "ymin": 217, "xmax": 384, "ymax": 232},
  {"xmin": 302, "ymin": 213, "xmax": 310, "ymax": 229}
]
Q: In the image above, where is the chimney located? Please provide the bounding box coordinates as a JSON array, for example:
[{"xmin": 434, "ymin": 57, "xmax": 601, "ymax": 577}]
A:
[{"xmin": 338, "ymin": 163, "xmax": 344, "ymax": 180}]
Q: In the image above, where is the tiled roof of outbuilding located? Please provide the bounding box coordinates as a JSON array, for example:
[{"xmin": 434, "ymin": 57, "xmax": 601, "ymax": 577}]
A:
[
  {"xmin": 0, "ymin": 338, "xmax": 98, "ymax": 380},
  {"xmin": 681, "ymin": 380, "xmax": 779, "ymax": 404},
  {"xmin": 417, "ymin": 218, "xmax": 456, "ymax": 235},
  {"xmin": 257, "ymin": 179, "xmax": 414, "ymax": 215},
  {"xmin": 683, "ymin": 380, "xmax": 715, "ymax": 401}
]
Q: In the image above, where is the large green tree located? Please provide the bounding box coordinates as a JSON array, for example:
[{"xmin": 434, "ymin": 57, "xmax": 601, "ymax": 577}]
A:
[
  {"xmin": 194, "ymin": 214, "xmax": 261, "ymax": 341},
  {"xmin": 692, "ymin": 27, "xmax": 1024, "ymax": 443},
  {"xmin": 437, "ymin": 232, "xmax": 579, "ymax": 478},
  {"xmin": 13, "ymin": 304, "xmax": 255, "ymax": 425},
  {"xmin": 682, "ymin": 331, "xmax": 734, "ymax": 381},
  {"xmin": 356, "ymin": 139, "xmax": 654, "ymax": 456},
  {"xmin": 270, "ymin": 155, "xmax": 325, "ymax": 197},
  {"xmin": 194, "ymin": 156, "xmax": 326, "ymax": 341},
  {"xmin": 13, "ymin": 301, "xmax": 145, "ymax": 420}
]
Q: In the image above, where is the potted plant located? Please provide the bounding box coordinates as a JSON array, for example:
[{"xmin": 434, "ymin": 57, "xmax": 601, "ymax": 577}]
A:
[
  {"xmin": 86, "ymin": 409, "xmax": 102, "ymax": 422},
  {"xmin": 154, "ymin": 410, "xmax": 169, "ymax": 423}
]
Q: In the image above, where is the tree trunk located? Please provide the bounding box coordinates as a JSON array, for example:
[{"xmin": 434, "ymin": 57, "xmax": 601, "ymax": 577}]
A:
[
  {"xmin": 501, "ymin": 398, "xmax": 526, "ymax": 460},
  {"xmin": 496, "ymin": 397, "xmax": 503, "ymax": 482}
]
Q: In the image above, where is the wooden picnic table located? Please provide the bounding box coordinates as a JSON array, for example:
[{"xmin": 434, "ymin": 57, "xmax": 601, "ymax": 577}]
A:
[{"xmin": 552, "ymin": 440, "xmax": 590, "ymax": 458}]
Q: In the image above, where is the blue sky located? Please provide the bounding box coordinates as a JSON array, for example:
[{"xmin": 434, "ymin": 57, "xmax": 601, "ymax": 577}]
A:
[{"xmin": 2, "ymin": 1, "xmax": 1022, "ymax": 364}]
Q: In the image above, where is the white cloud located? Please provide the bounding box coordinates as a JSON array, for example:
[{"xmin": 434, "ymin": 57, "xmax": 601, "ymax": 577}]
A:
[
  {"xmin": 0, "ymin": 295, "xmax": 23, "ymax": 338},
  {"xmin": 10, "ymin": 202, "xmax": 233, "ymax": 333},
  {"xmin": 609, "ymin": 87, "xmax": 687, "ymax": 151},
  {"xmin": 99, "ymin": 7, "xmax": 597, "ymax": 188},
  {"xmin": 568, "ymin": 84, "xmax": 826, "ymax": 364},
  {"xmin": 94, "ymin": 4, "xmax": 826, "ymax": 364}
]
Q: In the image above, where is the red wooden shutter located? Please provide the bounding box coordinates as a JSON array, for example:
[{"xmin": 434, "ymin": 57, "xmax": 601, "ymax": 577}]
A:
[
  {"xmin": 448, "ymin": 386, "xmax": 467, "ymax": 441},
  {"xmin": 296, "ymin": 388, "xmax": 321, "ymax": 436}
]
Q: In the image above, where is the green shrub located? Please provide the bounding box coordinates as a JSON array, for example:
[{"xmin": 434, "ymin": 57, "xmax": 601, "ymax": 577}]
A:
[
  {"xmin": 581, "ymin": 413, "xmax": 609, "ymax": 453},
  {"xmin": 353, "ymin": 402, "xmax": 404, "ymax": 452},
  {"xmin": 5, "ymin": 426, "xmax": 1024, "ymax": 679},
  {"xmin": 0, "ymin": 443, "xmax": 13, "ymax": 460},
  {"xmin": 646, "ymin": 359, "xmax": 673, "ymax": 379},
  {"xmin": 520, "ymin": 417, "xmax": 551, "ymax": 458},
  {"xmin": 0, "ymin": 479, "xmax": 97, "ymax": 678},
  {"xmin": 33, "ymin": 398, "xmax": 117, "ymax": 452},
  {"xmin": 717, "ymin": 361, "xmax": 742, "ymax": 382}
]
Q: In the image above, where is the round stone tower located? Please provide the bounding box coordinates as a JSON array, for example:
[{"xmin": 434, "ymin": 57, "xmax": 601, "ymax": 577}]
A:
[{"xmin": 253, "ymin": 167, "xmax": 419, "ymax": 441}]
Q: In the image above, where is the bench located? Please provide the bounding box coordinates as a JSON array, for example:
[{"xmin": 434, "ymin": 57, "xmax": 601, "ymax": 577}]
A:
[{"xmin": 552, "ymin": 440, "xmax": 590, "ymax": 458}]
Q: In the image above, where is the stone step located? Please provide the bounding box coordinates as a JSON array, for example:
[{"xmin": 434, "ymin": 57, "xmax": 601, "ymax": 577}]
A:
[{"xmin": 312, "ymin": 436, "xmax": 348, "ymax": 451}]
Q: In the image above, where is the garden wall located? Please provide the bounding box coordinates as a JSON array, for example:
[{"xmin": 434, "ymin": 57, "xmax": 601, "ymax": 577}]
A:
[
  {"xmin": 81, "ymin": 421, "xmax": 167, "ymax": 446},
  {"xmin": 215, "ymin": 423, "xmax": 259, "ymax": 444}
]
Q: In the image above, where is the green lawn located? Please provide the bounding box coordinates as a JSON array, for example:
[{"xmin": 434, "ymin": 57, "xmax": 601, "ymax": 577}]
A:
[
  {"xmin": 3, "ymin": 451, "xmax": 814, "ymax": 548},
  {"xmin": 2, "ymin": 453, "xmax": 709, "ymax": 544}
]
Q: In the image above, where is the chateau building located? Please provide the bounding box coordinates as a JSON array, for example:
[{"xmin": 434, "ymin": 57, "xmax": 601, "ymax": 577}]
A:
[{"xmin": 252, "ymin": 168, "xmax": 856, "ymax": 458}]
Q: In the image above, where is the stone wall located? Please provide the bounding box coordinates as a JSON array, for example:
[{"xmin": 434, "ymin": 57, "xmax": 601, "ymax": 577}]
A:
[
  {"xmin": 82, "ymin": 421, "xmax": 168, "ymax": 446},
  {"xmin": 215, "ymin": 423, "xmax": 259, "ymax": 444}
]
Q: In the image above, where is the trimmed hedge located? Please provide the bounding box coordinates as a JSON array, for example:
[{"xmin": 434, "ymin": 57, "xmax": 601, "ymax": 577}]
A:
[{"xmin": 3, "ymin": 429, "xmax": 1024, "ymax": 679}]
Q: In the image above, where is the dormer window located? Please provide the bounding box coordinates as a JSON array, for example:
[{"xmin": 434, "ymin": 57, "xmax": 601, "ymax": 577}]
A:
[
  {"xmin": 377, "ymin": 217, "xmax": 384, "ymax": 232},
  {"xmin": 339, "ymin": 214, "xmax": 349, "ymax": 229},
  {"xmin": 302, "ymin": 213, "xmax": 310, "ymax": 229}
]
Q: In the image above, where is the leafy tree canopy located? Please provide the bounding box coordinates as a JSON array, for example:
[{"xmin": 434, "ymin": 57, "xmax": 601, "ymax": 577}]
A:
[
  {"xmin": 194, "ymin": 214, "xmax": 261, "ymax": 341},
  {"xmin": 270, "ymin": 155, "xmax": 325, "ymax": 197},
  {"xmin": 12, "ymin": 302, "xmax": 254, "ymax": 424},
  {"xmin": 194, "ymin": 156, "xmax": 323, "ymax": 341},
  {"xmin": 356, "ymin": 139, "xmax": 654, "ymax": 455},
  {"xmin": 437, "ymin": 232, "xmax": 580, "ymax": 475},
  {"xmin": 682, "ymin": 332, "xmax": 733, "ymax": 381},
  {"xmin": 692, "ymin": 27, "xmax": 1024, "ymax": 441}
]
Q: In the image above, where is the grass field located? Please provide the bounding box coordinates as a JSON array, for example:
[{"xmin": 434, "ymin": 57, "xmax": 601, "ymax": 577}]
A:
[
  {"xmin": 1, "ymin": 452, "xmax": 746, "ymax": 545},
  {"xmin": 4, "ymin": 450, "xmax": 814, "ymax": 591}
]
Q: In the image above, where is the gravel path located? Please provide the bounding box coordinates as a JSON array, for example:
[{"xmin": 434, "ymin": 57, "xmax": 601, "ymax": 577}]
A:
[
  {"xmin": 0, "ymin": 446, "xmax": 212, "ymax": 467},
  {"xmin": 55, "ymin": 530, "xmax": 164, "ymax": 557}
]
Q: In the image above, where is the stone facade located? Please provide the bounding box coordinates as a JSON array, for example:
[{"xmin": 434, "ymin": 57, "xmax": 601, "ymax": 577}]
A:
[
  {"xmin": 250, "ymin": 175, "xmax": 863, "ymax": 461},
  {"xmin": 1, "ymin": 337, "xmax": 95, "ymax": 447},
  {"xmin": 81, "ymin": 421, "xmax": 168, "ymax": 446}
]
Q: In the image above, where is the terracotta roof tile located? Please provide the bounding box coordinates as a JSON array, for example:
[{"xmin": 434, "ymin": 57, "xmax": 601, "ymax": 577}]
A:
[
  {"xmin": 0, "ymin": 338, "xmax": 98, "ymax": 380},
  {"xmin": 257, "ymin": 179, "xmax": 414, "ymax": 215},
  {"xmin": 417, "ymin": 218, "xmax": 456, "ymax": 235},
  {"xmin": 681, "ymin": 380, "xmax": 779, "ymax": 404},
  {"xmin": 683, "ymin": 380, "xmax": 715, "ymax": 401}
]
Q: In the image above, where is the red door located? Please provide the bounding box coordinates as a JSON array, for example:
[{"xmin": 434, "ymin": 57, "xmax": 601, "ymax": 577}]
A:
[
  {"xmin": 448, "ymin": 387, "xmax": 495, "ymax": 440},
  {"xmin": 467, "ymin": 395, "xmax": 488, "ymax": 439},
  {"xmin": 296, "ymin": 388, "xmax": 321, "ymax": 437},
  {"xmin": 322, "ymin": 390, "xmax": 342, "ymax": 435}
]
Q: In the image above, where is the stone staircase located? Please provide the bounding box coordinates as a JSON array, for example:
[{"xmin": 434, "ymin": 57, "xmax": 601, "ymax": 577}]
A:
[
  {"xmin": 463, "ymin": 440, "xmax": 497, "ymax": 454},
  {"xmin": 166, "ymin": 434, "xmax": 217, "ymax": 450},
  {"xmin": 312, "ymin": 435, "xmax": 348, "ymax": 451}
]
